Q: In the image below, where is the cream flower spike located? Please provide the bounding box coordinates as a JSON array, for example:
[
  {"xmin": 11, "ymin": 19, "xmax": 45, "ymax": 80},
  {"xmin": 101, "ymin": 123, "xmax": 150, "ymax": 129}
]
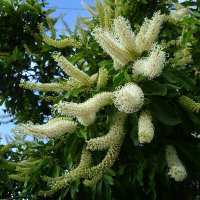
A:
[
  {"xmin": 87, "ymin": 111, "xmax": 127, "ymax": 150},
  {"xmin": 38, "ymin": 23, "xmax": 81, "ymax": 48},
  {"xmin": 170, "ymin": 4, "xmax": 188, "ymax": 22},
  {"xmin": 114, "ymin": 83, "xmax": 144, "ymax": 113},
  {"xmin": 166, "ymin": 145, "xmax": 187, "ymax": 181},
  {"xmin": 132, "ymin": 45, "xmax": 165, "ymax": 79},
  {"xmin": 81, "ymin": 1, "xmax": 98, "ymax": 18},
  {"xmin": 113, "ymin": 16, "xmax": 139, "ymax": 56},
  {"xmin": 136, "ymin": 11, "xmax": 164, "ymax": 53},
  {"xmin": 179, "ymin": 95, "xmax": 200, "ymax": 113},
  {"xmin": 19, "ymin": 81, "xmax": 68, "ymax": 93},
  {"xmin": 53, "ymin": 53, "xmax": 93, "ymax": 86},
  {"xmin": 97, "ymin": 67, "xmax": 108, "ymax": 90},
  {"xmin": 138, "ymin": 110, "xmax": 154, "ymax": 143},
  {"xmin": 93, "ymin": 27, "xmax": 133, "ymax": 66},
  {"xmin": 13, "ymin": 118, "xmax": 77, "ymax": 138},
  {"xmin": 55, "ymin": 92, "xmax": 113, "ymax": 126},
  {"xmin": 41, "ymin": 146, "xmax": 92, "ymax": 195}
]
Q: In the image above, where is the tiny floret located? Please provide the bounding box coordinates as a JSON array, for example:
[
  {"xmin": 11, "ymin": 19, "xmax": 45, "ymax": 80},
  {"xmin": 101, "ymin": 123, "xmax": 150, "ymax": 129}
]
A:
[{"xmin": 113, "ymin": 83, "xmax": 144, "ymax": 113}]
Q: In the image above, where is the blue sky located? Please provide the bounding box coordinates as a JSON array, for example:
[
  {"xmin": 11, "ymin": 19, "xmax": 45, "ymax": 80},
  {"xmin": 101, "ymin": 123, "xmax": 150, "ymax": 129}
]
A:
[{"xmin": 0, "ymin": 0, "xmax": 95, "ymax": 144}]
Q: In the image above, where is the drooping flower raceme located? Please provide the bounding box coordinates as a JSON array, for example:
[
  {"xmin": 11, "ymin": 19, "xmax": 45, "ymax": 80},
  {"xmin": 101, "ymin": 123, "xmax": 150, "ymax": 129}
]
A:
[
  {"xmin": 138, "ymin": 110, "xmax": 154, "ymax": 143},
  {"xmin": 41, "ymin": 146, "xmax": 92, "ymax": 196},
  {"xmin": 179, "ymin": 95, "xmax": 200, "ymax": 113},
  {"xmin": 113, "ymin": 83, "xmax": 144, "ymax": 113},
  {"xmin": 86, "ymin": 111, "xmax": 126, "ymax": 150},
  {"xmin": 54, "ymin": 92, "xmax": 113, "ymax": 126},
  {"xmin": 13, "ymin": 118, "xmax": 77, "ymax": 138},
  {"xmin": 165, "ymin": 145, "xmax": 187, "ymax": 181},
  {"xmin": 132, "ymin": 45, "xmax": 166, "ymax": 79}
]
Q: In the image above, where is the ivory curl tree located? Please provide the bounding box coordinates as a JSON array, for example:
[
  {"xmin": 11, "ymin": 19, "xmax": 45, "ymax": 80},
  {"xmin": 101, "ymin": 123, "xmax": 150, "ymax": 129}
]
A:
[{"xmin": 1, "ymin": 0, "xmax": 200, "ymax": 199}]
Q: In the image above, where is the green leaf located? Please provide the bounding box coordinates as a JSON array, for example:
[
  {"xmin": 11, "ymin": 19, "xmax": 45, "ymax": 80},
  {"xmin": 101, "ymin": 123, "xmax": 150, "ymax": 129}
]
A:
[
  {"xmin": 106, "ymin": 107, "xmax": 116, "ymax": 130},
  {"xmin": 98, "ymin": 60, "xmax": 113, "ymax": 67},
  {"xmin": 76, "ymin": 129, "xmax": 87, "ymax": 140},
  {"xmin": 165, "ymin": 84, "xmax": 180, "ymax": 97},
  {"xmin": 142, "ymin": 80, "xmax": 167, "ymax": 96},
  {"xmin": 184, "ymin": 109, "xmax": 200, "ymax": 126},
  {"xmin": 180, "ymin": 17, "xmax": 200, "ymax": 24},
  {"xmin": 12, "ymin": 46, "xmax": 18, "ymax": 59},
  {"xmin": 150, "ymin": 97, "xmax": 182, "ymax": 125},
  {"xmin": 113, "ymin": 72, "xmax": 125, "ymax": 87},
  {"xmin": 53, "ymin": 165, "xmax": 61, "ymax": 178},
  {"xmin": 59, "ymin": 187, "xmax": 70, "ymax": 200},
  {"xmin": 163, "ymin": 69, "xmax": 198, "ymax": 92},
  {"xmin": 0, "ymin": 164, "xmax": 15, "ymax": 171},
  {"xmin": 103, "ymin": 174, "xmax": 114, "ymax": 185},
  {"xmin": 105, "ymin": 183, "xmax": 112, "ymax": 200},
  {"xmin": 41, "ymin": 45, "xmax": 54, "ymax": 52},
  {"xmin": 70, "ymin": 179, "xmax": 80, "ymax": 199},
  {"xmin": 182, "ymin": 28, "xmax": 197, "ymax": 46},
  {"xmin": 124, "ymin": 70, "xmax": 132, "ymax": 82},
  {"xmin": 136, "ymin": 161, "xmax": 145, "ymax": 186},
  {"xmin": 69, "ymin": 52, "xmax": 84, "ymax": 64},
  {"xmin": 0, "ymin": 188, "xmax": 4, "ymax": 196},
  {"xmin": 173, "ymin": 71, "xmax": 198, "ymax": 92}
]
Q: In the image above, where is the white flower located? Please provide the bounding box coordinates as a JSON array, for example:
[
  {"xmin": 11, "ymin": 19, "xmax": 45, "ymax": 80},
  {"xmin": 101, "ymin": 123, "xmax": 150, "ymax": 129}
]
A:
[
  {"xmin": 14, "ymin": 118, "xmax": 77, "ymax": 138},
  {"xmin": 132, "ymin": 45, "xmax": 165, "ymax": 79},
  {"xmin": 55, "ymin": 92, "xmax": 113, "ymax": 126},
  {"xmin": 166, "ymin": 145, "xmax": 187, "ymax": 181},
  {"xmin": 138, "ymin": 110, "xmax": 154, "ymax": 143},
  {"xmin": 170, "ymin": 8, "xmax": 188, "ymax": 22},
  {"xmin": 113, "ymin": 83, "xmax": 144, "ymax": 113}
]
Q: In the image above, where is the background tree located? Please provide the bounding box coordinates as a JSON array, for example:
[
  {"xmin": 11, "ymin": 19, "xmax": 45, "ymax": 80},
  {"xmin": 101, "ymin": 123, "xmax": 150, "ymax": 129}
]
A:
[
  {"xmin": 1, "ymin": 0, "xmax": 200, "ymax": 200},
  {"xmin": 0, "ymin": 0, "xmax": 78, "ymax": 124}
]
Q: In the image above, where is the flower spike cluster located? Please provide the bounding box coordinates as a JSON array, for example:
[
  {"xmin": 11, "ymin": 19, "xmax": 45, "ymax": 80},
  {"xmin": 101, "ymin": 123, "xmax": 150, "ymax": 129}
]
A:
[
  {"xmin": 165, "ymin": 145, "xmax": 187, "ymax": 181},
  {"xmin": 9, "ymin": 158, "xmax": 47, "ymax": 182},
  {"xmin": 41, "ymin": 111, "xmax": 127, "ymax": 195},
  {"xmin": 94, "ymin": 12, "xmax": 164, "ymax": 69},
  {"xmin": 94, "ymin": 27, "xmax": 133, "ymax": 67},
  {"xmin": 9, "ymin": 1, "xmax": 192, "ymax": 197},
  {"xmin": 40, "ymin": 146, "xmax": 92, "ymax": 196}
]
